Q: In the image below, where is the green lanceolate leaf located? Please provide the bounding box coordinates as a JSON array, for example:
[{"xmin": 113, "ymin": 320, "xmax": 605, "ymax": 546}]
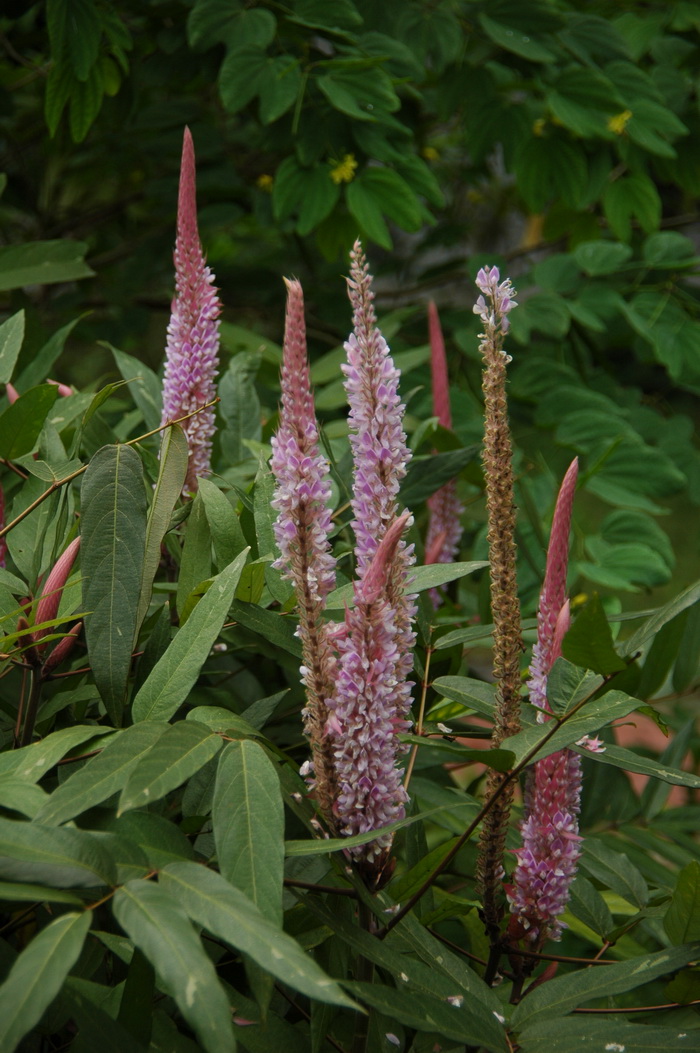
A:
[
  {"xmin": 664, "ymin": 861, "xmax": 700, "ymax": 944},
  {"xmin": 109, "ymin": 344, "xmax": 163, "ymax": 430},
  {"xmin": 118, "ymin": 721, "xmax": 223, "ymax": 814},
  {"xmin": 581, "ymin": 838, "xmax": 648, "ymax": 908},
  {"xmin": 213, "ymin": 740, "xmax": 284, "ymax": 924},
  {"xmin": 431, "ymin": 676, "xmax": 498, "ymax": 719},
  {"xmin": 112, "ymin": 880, "xmax": 235, "ymax": 1053},
  {"xmin": 132, "ymin": 550, "xmax": 248, "ymax": 723},
  {"xmin": 0, "ymin": 384, "xmax": 59, "ymax": 460},
  {"xmin": 0, "ymin": 725, "xmax": 114, "ymax": 782},
  {"xmin": 0, "ymin": 911, "xmax": 92, "ymax": 1053},
  {"xmin": 518, "ymin": 1017, "xmax": 699, "ymax": 1053},
  {"xmin": 0, "ymin": 240, "xmax": 94, "ymax": 292},
  {"xmin": 0, "ymin": 309, "xmax": 24, "ymax": 384},
  {"xmin": 325, "ymin": 562, "xmax": 488, "ymax": 609},
  {"xmin": 136, "ymin": 423, "xmax": 188, "ymax": 633},
  {"xmin": 176, "ymin": 489, "xmax": 212, "ymax": 618},
  {"xmin": 0, "ymin": 816, "xmax": 116, "ymax": 887},
  {"xmin": 160, "ymin": 862, "xmax": 356, "ymax": 1008},
  {"xmin": 561, "ymin": 594, "xmax": 627, "ymax": 674},
  {"xmin": 81, "ymin": 445, "xmax": 147, "ymax": 725},
  {"xmin": 197, "ymin": 477, "xmax": 247, "ymax": 570},
  {"xmin": 511, "ymin": 944, "xmax": 700, "ymax": 1029},
  {"xmin": 578, "ymin": 741, "xmax": 700, "ymax": 789},
  {"xmin": 36, "ymin": 723, "xmax": 169, "ymax": 826}
]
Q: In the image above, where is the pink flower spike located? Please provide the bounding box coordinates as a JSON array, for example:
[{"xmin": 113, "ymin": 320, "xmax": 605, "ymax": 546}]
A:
[
  {"xmin": 33, "ymin": 537, "xmax": 81, "ymax": 650},
  {"xmin": 161, "ymin": 126, "xmax": 221, "ymax": 495}
]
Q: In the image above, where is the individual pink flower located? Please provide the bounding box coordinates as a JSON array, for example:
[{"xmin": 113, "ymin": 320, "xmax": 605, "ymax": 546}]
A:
[
  {"xmin": 507, "ymin": 459, "xmax": 581, "ymax": 948},
  {"xmin": 424, "ymin": 301, "xmax": 464, "ymax": 606},
  {"xmin": 161, "ymin": 127, "xmax": 221, "ymax": 494}
]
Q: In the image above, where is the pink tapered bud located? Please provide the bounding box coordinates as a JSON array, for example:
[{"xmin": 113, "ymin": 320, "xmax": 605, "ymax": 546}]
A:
[
  {"xmin": 42, "ymin": 621, "xmax": 83, "ymax": 675},
  {"xmin": 47, "ymin": 379, "xmax": 73, "ymax": 398},
  {"xmin": 33, "ymin": 537, "xmax": 81, "ymax": 650},
  {"xmin": 161, "ymin": 127, "xmax": 221, "ymax": 494},
  {"xmin": 360, "ymin": 512, "xmax": 411, "ymax": 606},
  {"xmin": 5, "ymin": 383, "xmax": 19, "ymax": 404},
  {"xmin": 428, "ymin": 301, "xmax": 452, "ymax": 430}
]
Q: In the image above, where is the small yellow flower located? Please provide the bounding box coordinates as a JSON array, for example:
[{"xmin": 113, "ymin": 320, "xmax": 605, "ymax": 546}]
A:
[
  {"xmin": 329, "ymin": 153, "xmax": 358, "ymax": 185},
  {"xmin": 256, "ymin": 173, "xmax": 274, "ymax": 192},
  {"xmin": 533, "ymin": 118, "xmax": 546, "ymax": 137},
  {"xmin": 422, "ymin": 145, "xmax": 439, "ymax": 161},
  {"xmin": 607, "ymin": 109, "xmax": 633, "ymax": 134},
  {"xmin": 570, "ymin": 593, "xmax": 588, "ymax": 610}
]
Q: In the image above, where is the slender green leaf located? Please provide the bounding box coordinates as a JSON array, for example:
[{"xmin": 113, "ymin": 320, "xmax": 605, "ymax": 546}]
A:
[
  {"xmin": 82, "ymin": 445, "xmax": 147, "ymax": 724},
  {"xmin": 664, "ymin": 861, "xmax": 700, "ymax": 944},
  {"xmin": 228, "ymin": 599, "xmax": 301, "ymax": 656},
  {"xmin": 160, "ymin": 862, "xmax": 356, "ymax": 1008},
  {"xmin": 132, "ymin": 550, "xmax": 248, "ymax": 723},
  {"xmin": 578, "ymin": 740, "xmax": 700, "ymax": 788},
  {"xmin": 567, "ymin": 875, "xmax": 613, "ymax": 938},
  {"xmin": 36, "ymin": 724, "xmax": 169, "ymax": 826},
  {"xmin": 0, "ymin": 817, "xmax": 116, "ymax": 887},
  {"xmin": 431, "ymin": 676, "xmax": 498, "ymax": 719},
  {"xmin": 0, "ymin": 881, "xmax": 83, "ymax": 905},
  {"xmin": 109, "ymin": 344, "xmax": 163, "ymax": 430},
  {"xmin": 562, "ymin": 595, "xmax": 627, "ymax": 674},
  {"xmin": 213, "ymin": 740, "xmax": 283, "ymax": 923},
  {"xmin": 519, "ymin": 1017, "xmax": 700, "ymax": 1052},
  {"xmin": 136, "ymin": 424, "xmax": 188, "ymax": 632},
  {"xmin": 622, "ymin": 579, "xmax": 700, "ymax": 657},
  {"xmin": 0, "ymin": 911, "xmax": 91, "ymax": 1053},
  {"xmin": 176, "ymin": 490, "xmax": 212, "ymax": 618},
  {"xmin": 197, "ymin": 477, "xmax": 247, "ymax": 570},
  {"xmin": 112, "ymin": 880, "xmax": 235, "ymax": 1053},
  {"xmin": 510, "ymin": 944, "xmax": 699, "ymax": 1029},
  {"xmin": 119, "ymin": 722, "xmax": 223, "ymax": 814},
  {"xmin": 0, "ymin": 725, "xmax": 114, "ymax": 782},
  {"xmin": 0, "ymin": 310, "xmax": 24, "ymax": 384},
  {"xmin": 0, "ymin": 778, "xmax": 48, "ymax": 819},
  {"xmin": 580, "ymin": 839, "xmax": 648, "ymax": 908}
]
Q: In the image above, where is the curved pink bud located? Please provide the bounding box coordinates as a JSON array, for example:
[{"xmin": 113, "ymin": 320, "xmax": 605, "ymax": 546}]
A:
[{"xmin": 33, "ymin": 537, "xmax": 81, "ymax": 649}]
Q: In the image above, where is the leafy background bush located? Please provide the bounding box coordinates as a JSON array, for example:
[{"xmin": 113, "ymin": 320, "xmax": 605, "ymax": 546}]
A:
[{"xmin": 0, "ymin": 2, "xmax": 699, "ymax": 1051}]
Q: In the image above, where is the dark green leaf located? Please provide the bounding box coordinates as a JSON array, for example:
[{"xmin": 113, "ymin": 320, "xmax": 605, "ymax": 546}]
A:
[
  {"xmin": 573, "ymin": 240, "xmax": 633, "ymax": 275},
  {"xmin": 581, "ymin": 839, "xmax": 648, "ymax": 908},
  {"xmin": 579, "ymin": 741, "xmax": 700, "ymax": 789},
  {"xmin": 325, "ymin": 562, "xmax": 487, "ymax": 609},
  {"xmin": 228, "ymin": 599, "xmax": 301, "ymax": 656},
  {"xmin": 119, "ymin": 722, "xmax": 223, "ymax": 814},
  {"xmin": 0, "ymin": 726, "xmax": 114, "ymax": 782},
  {"xmin": 567, "ymin": 875, "xmax": 614, "ymax": 938},
  {"xmin": 562, "ymin": 596, "xmax": 627, "ymax": 674},
  {"xmin": 160, "ymin": 862, "xmax": 356, "ymax": 1007},
  {"xmin": 213, "ymin": 740, "xmax": 284, "ymax": 923},
  {"xmin": 0, "ymin": 241, "xmax": 94, "ymax": 291},
  {"xmin": 480, "ymin": 13, "xmax": 555, "ymax": 61},
  {"xmin": 82, "ymin": 445, "xmax": 147, "ymax": 725},
  {"xmin": 0, "ymin": 385, "xmax": 59, "ymax": 460},
  {"xmin": 545, "ymin": 659, "xmax": 605, "ymax": 712},
  {"xmin": 112, "ymin": 880, "xmax": 235, "ymax": 1053},
  {"xmin": 0, "ymin": 817, "xmax": 116, "ymax": 888},
  {"xmin": 400, "ymin": 446, "xmax": 478, "ymax": 506},
  {"xmin": 197, "ymin": 478, "xmax": 247, "ymax": 571},
  {"xmin": 0, "ymin": 881, "xmax": 83, "ymax": 905},
  {"xmin": 511, "ymin": 944, "xmax": 699, "ymax": 1029},
  {"xmin": 519, "ymin": 1017, "xmax": 700, "ymax": 1052},
  {"xmin": 176, "ymin": 490, "xmax": 212, "ymax": 618},
  {"xmin": 36, "ymin": 724, "xmax": 168, "ymax": 826},
  {"xmin": 0, "ymin": 911, "xmax": 91, "ymax": 1053},
  {"xmin": 431, "ymin": 676, "xmax": 497, "ymax": 720},
  {"xmin": 132, "ymin": 550, "xmax": 248, "ymax": 723},
  {"xmin": 109, "ymin": 344, "xmax": 163, "ymax": 430}
]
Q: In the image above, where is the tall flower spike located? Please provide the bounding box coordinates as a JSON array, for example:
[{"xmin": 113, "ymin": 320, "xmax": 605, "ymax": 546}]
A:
[
  {"xmin": 161, "ymin": 127, "xmax": 221, "ymax": 494},
  {"xmin": 508, "ymin": 459, "xmax": 581, "ymax": 949},
  {"xmin": 343, "ymin": 241, "xmax": 417, "ymax": 709},
  {"xmin": 424, "ymin": 302, "xmax": 464, "ymax": 606},
  {"xmin": 326, "ymin": 513, "xmax": 412, "ymax": 869},
  {"xmin": 472, "ymin": 266, "xmax": 523, "ymax": 940},
  {"xmin": 270, "ymin": 278, "xmax": 338, "ymax": 824}
]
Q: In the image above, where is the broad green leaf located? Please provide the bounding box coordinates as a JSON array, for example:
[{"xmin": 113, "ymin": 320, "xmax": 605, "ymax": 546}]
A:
[
  {"xmin": 136, "ymin": 424, "xmax": 188, "ymax": 632},
  {"xmin": 0, "ymin": 240, "xmax": 94, "ymax": 291},
  {"xmin": 664, "ymin": 861, "xmax": 700, "ymax": 944},
  {"xmin": 186, "ymin": 706, "xmax": 261, "ymax": 739},
  {"xmin": 0, "ymin": 725, "xmax": 114, "ymax": 782},
  {"xmin": 347, "ymin": 178, "xmax": 392, "ymax": 249},
  {"xmin": 510, "ymin": 944, "xmax": 699, "ymax": 1029},
  {"xmin": 213, "ymin": 740, "xmax": 283, "ymax": 923},
  {"xmin": 519, "ymin": 1017, "xmax": 700, "ymax": 1052},
  {"xmin": 501, "ymin": 691, "xmax": 643, "ymax": 766},
  {"xmin": 0, "ymin": 310, "xmax": 24, "ymax": 384},
  {"xmin": 176, "ymin": 490, "xmax": 212, "ymax": 618},
  {"xmin": 104, "ymin": 812, "xmax": 194, "ymax": 868},
  {"xmin": 112, "ymin": 880, "xmax": 235, "ymax": 1053},
  {"xmin": 63, "ymin": 977, "xmax": 144, "ymax": 1053},
  {"xmin": 546, "ymin": 659, "xmax": 605, "ymax": 712},
  {"xmin": 160, "ymin": 862, "xmax": 356, "ymax": 1008},
  {"xmin": 573, "ymin": 240, "xmax": 633, "ymax": 275},
  {"xmin": 581, "ymin": 839, "xmax": 648, "ymax": 909},
  {"xmin": 132, "ymin": 550, "xmax": 248, "ymax": 723},
  {"xmin": 0, "ymin": 384, "xmax": 59, "ymax": 460},
  {"xmin": 36, "ymin": 724, "xmax": 169, "ymax": 826},
  {"xmin": 603, "ymin": 172, "xmax": 662, "ymax": 241},
  {"xmin": 400, "ymin": 446, "xmax": 478, "ymax": 506},
  {"xmin": 0, "ymin": 778, "xmax": 48, "ymax": 818},
  {"xmin": 345, "ymin": 980, "xmax": 507, "ymax": 1052},
  {"xmin": 325, "ymin": 562, "xmax": 487, "ymax": 609},
  {"xmin": 296, "ymin": 166, "xmax": 340, "ymax": 235},
  {"xmin": 82, "ymin": 445, "xmax": 147, "ymax": 725},
  {"xmin": 218, "ymin": 353, "xmax": 262, "ymax": 465},
  {"xmin": 285, "ymin": 804, "xmax": 472, "ymax": 856},
  {"xmin": 480, "ymin": 12, "xmax": 555, "ymax": 61},
  {"xmin": 0, "ymin": 817, "xmax": 116, "ymax": 887},
  {"xmin": 0, "ymin": 881, "xmax": 83, "ymax": 905},
  {"xmin": 0, "ymin": 911, "xmax": 91, "ymax": 1053},
  {"xmin": 567, "ymin": 875, "xmax": 613, "ymax": 938},
  {"xmin": 119, "ymin": 722, "xmax": 223, "ymax": 814}
]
